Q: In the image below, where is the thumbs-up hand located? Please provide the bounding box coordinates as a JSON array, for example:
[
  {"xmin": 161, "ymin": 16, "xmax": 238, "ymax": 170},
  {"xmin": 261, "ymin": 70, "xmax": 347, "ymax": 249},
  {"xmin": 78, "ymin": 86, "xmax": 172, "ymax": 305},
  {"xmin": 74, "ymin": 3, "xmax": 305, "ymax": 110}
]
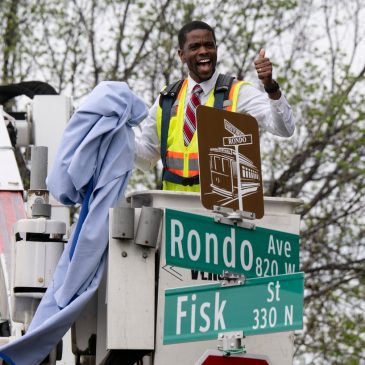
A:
[{"xmin": 254, "ymin": 48, "xmax": 273, "ymax": 86}]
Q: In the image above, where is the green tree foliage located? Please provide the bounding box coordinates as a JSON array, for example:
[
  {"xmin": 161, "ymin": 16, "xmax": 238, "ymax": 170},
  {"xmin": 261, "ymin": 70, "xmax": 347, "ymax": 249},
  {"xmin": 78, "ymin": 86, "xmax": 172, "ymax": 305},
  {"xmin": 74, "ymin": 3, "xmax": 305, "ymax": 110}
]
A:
[{"xmin": 0, "ymin": 0, "xmax": 364, "ymax": 363}]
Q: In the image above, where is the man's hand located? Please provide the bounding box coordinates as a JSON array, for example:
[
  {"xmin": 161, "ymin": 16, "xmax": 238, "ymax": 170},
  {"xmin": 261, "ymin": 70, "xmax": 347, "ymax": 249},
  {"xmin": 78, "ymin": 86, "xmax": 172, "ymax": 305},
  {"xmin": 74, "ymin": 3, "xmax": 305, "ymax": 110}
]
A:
[
  {"xmin": 254, "ymin": 48, "xmax": 272, "ymax": 86},
  {"xmin": 254, "ymin": 48, "xmax": 281, "ymax": 99}
]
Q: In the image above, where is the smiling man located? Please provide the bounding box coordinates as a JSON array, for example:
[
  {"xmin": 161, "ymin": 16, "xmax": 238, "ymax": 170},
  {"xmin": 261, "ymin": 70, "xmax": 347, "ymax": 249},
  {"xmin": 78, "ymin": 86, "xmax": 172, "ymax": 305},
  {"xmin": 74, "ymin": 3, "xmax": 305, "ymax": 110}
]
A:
[
  {"xmin": 178, "ymin": 27, "xmax": 218, "ymax": 83},
  {"xmin": 135, "ymin": 20, "xmax": 295, "ymax": 191}
]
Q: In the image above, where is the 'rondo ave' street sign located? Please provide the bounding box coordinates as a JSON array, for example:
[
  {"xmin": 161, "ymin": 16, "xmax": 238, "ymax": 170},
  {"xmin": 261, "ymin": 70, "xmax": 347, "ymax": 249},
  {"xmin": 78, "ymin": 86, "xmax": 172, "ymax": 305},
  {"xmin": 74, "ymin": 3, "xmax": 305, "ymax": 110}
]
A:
[
  {"xmin": 163, "ymin": 272, "xmax": 304, "ymax": 344},
  {"xmin": 165, "ymin": 209, "xmax": 299, "ymax": 279},
  {"xmin": 195, "ymin": 350, "xmax": 272, "ymax": 365}
]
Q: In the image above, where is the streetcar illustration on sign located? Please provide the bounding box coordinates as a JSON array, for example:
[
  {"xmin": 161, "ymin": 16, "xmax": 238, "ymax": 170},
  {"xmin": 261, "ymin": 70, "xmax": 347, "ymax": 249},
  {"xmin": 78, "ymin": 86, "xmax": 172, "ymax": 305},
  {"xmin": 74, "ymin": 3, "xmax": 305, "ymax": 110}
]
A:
[
  {"xmin": 209, "ymin": 119, "xmax": 260, "ymax": 204},
  {"xmin": 196, "ymin": 105, "xmax": 264, "ymax": 218}
]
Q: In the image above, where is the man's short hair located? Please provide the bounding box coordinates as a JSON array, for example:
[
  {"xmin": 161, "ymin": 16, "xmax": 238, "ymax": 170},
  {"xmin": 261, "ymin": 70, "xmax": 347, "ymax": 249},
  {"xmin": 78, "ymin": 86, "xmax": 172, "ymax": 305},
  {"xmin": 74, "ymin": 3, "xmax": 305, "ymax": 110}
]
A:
[{"xmin": 178, "ymin": 21, "xmax": 216, "ymax": 49}]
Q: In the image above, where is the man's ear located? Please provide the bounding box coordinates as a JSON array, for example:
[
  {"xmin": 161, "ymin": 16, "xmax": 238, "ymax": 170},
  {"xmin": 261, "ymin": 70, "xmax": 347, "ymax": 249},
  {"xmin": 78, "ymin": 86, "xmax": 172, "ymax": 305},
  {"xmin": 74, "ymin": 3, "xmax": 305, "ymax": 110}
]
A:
[{"xmin": 178, "ymin": 49, "xmax": 185, "ymax": 63}]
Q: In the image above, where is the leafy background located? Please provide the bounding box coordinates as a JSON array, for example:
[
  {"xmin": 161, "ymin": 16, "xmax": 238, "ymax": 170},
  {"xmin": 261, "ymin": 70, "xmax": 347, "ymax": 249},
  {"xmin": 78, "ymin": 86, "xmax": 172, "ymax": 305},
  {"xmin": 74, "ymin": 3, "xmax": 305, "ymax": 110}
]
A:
[{"xmin": 1, "ymin": 0, "xmax": 364, "ymax": 363}]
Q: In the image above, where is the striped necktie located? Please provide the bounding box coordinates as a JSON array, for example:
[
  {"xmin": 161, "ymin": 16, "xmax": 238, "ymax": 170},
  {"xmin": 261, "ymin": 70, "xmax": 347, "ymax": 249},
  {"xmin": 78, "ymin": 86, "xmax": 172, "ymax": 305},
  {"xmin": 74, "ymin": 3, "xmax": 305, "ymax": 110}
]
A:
[{"xmin": 183, "ymin": 84, "xmax": 203, "ymax": 146}]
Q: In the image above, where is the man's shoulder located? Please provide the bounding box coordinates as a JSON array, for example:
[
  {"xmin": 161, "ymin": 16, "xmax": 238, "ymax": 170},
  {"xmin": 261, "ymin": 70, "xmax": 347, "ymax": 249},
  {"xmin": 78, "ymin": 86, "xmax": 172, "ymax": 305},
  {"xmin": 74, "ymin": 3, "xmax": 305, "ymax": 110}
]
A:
[
  {"xmin": 158, "ymin": 79, "xmax": 187, "ymax": 109},
  {"xmin": 160, "ymin": 79, "xmax": 186, "ymax": 95}
]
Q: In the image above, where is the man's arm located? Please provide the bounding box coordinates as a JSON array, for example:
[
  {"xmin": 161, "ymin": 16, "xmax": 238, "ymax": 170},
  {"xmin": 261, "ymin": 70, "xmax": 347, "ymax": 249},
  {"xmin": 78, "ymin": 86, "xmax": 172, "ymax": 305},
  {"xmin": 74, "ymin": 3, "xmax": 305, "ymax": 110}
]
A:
[
  {"xmin": 235, "ymin": 48, "xmax": 295, "ymax": 137},
  {"xmin": 134, "ymin": 97, "xmax": 161, "ymax": 171},
  {"xmin": 236, "ymin": 85, "xmax": 294, "ymax": 137}
]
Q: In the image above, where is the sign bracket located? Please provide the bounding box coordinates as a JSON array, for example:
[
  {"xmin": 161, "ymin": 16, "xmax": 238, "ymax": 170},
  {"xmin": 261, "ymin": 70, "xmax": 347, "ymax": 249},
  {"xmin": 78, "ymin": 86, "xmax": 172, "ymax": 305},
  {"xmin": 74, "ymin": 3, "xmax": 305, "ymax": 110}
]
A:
[
  {"xmin": 213, "ymin": 205, "xmax": 256, "ymax": 230},
  {"xmin": 220, "ymin": 271, "xmax": 246, "ymax": 287},
  {"xmin": 217, "ymin": 330, "xmax": 246, "ymax": 356}
]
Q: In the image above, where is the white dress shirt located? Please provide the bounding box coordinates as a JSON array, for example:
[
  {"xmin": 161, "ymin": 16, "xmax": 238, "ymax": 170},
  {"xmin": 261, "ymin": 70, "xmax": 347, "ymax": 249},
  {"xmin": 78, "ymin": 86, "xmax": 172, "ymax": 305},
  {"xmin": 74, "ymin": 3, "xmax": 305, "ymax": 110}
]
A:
[{"xmin": 135, "ymin": 70, "xmax": 294, "ymax": 170}]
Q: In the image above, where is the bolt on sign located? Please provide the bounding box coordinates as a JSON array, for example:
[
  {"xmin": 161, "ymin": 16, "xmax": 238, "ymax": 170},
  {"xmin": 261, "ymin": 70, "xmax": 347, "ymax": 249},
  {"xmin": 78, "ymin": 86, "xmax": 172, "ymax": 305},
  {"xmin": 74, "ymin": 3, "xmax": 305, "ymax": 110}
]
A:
[
  {"xmin": 196, "ymin": 106, "xmax": 264, "ymax": 218},
  {"xmin": 165, "ymin": 209, "xmax": 299, "ymax": 279},
  {"xmin": 195, "ymin": 350, "xmax": 272, "ymax": 365},
  {"xmin": 163, "ymin": 272, "xmax": 304, "ymax": 344}
]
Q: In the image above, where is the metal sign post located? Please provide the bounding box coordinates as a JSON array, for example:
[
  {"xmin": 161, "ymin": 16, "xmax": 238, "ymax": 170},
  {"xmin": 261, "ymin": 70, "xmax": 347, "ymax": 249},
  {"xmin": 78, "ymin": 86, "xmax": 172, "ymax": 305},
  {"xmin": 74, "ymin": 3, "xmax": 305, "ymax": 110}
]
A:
[{"xmin": 235, "ymin": 144, "xmax": 243, "ymax": 212}]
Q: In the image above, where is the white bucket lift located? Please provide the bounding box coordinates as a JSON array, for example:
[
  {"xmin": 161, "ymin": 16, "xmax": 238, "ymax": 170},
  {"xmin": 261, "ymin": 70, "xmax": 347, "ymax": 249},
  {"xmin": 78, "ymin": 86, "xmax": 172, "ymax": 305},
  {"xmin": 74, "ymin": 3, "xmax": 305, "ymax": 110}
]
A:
[
  {"xmin": 101, "ymin": 190, "xmax": 302, "ymax": 365},
  {"xmin": 0, "ymin": 95, "xmax": 71, "ymax": 363},
  {"xmin": 5, "ymin": 147, "xmax": 66, "ymax": 352}
]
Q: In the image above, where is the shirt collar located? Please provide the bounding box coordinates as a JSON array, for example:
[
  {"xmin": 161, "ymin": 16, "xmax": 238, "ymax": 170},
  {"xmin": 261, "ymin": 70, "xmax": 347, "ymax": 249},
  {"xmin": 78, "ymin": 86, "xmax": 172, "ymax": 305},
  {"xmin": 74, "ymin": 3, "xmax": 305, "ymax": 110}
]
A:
[{"xmin": 187, "ymin": 69, "xmax": 219, "ymax": 96}]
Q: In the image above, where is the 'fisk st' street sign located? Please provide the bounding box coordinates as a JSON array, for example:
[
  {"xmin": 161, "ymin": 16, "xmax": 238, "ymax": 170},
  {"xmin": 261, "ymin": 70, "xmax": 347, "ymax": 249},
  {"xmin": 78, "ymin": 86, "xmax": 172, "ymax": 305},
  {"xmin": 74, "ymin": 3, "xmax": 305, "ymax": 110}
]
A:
[
  {"xmin": 165, "ymin": 209, "xmax": 299, "ymax": 279},
  {"xmin": 163, "ymin": 272, "xmax": 304, "ymax": 344}
]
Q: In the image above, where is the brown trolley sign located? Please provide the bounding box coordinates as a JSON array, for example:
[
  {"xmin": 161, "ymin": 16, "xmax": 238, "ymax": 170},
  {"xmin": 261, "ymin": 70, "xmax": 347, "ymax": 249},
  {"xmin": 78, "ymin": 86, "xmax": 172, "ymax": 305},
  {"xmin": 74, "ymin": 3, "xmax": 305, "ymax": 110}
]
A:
[{"xmin": 196, "ymin": 105, "xmax": 264, "ymax": 219}]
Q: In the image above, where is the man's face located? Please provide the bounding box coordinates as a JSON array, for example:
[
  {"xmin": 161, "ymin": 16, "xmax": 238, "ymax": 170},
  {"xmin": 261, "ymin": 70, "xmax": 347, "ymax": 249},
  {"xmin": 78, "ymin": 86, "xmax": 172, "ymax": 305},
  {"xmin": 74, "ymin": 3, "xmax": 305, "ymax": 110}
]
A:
[{"xmin": 178, "ymin": 29, "xmax": 217, "ymax": 83}]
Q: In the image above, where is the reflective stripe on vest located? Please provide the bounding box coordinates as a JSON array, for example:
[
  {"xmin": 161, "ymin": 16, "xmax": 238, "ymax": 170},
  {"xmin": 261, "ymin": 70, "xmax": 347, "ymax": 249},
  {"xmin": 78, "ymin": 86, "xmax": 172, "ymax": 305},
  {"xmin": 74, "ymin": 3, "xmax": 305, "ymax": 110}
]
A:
[
  {"xmin": 165, "ymin": 151, "xmax": 199, "ymax": 177},
  {"xmin": 188, "ymin": 153, "xmax": 199, "ymax": 175},
  {"xmin": 157, "ymin": 79, "xmax": 250, "ymax": 191}
]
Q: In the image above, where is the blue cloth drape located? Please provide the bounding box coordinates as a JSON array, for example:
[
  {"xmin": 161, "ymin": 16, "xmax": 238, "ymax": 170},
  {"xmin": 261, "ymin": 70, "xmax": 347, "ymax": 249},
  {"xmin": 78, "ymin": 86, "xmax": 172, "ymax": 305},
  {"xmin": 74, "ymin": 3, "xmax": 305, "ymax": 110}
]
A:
[{"xmin": 0, "ymin": 81, "xmax": 147, "ymax": 365}]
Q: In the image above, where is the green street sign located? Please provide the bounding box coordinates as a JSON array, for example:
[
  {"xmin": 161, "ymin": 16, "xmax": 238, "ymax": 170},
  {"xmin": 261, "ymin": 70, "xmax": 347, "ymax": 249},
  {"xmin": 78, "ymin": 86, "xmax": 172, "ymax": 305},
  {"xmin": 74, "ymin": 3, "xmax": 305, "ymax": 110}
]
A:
[
  {"xmin": 165, "ymin": 209, "xmax": 299, "ymax": 279},
  {"xmin": 164, "ymin": 272, "xmax": 304, "ymax": 344}
]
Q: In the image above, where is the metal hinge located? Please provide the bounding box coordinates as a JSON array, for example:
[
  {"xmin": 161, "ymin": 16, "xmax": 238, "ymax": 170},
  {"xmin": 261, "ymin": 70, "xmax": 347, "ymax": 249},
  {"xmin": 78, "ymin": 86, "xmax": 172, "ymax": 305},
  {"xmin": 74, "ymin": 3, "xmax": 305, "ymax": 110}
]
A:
[
  {"xmin": 220, "ymin": 271, "xmax": 246, "ymax": 287},
  {"xmin": 217, "ymin": 331, "xmax": 246, "ymax": 355},
  {"xmin": 213, "ymin": 205, "xmax": 256, "ymax": 230}
]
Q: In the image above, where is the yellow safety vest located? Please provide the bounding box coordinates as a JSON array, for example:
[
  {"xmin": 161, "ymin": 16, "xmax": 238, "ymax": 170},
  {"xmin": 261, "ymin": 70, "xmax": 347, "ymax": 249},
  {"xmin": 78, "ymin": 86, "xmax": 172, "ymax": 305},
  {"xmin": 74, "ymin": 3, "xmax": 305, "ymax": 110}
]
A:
[{"xmin": 156, "ymin": 79, "xmax": 249, "ymax": 191}]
